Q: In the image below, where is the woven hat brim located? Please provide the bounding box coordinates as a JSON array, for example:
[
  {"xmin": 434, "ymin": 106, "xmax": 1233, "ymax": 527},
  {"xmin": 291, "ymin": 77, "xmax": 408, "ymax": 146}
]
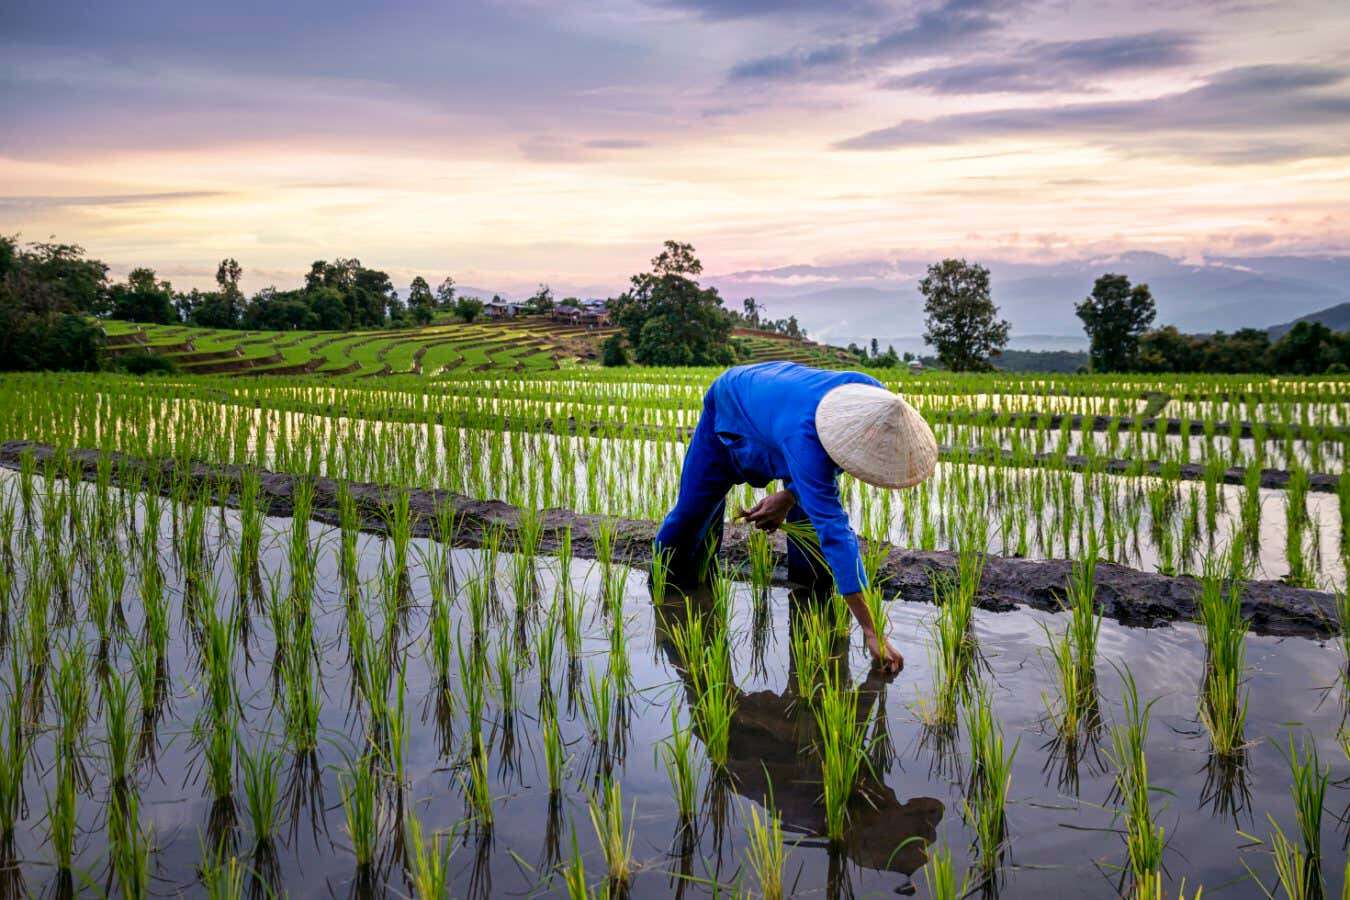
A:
[{"xmin": 815, "ymin": 384, "xmax": 938, "ymax": 489}]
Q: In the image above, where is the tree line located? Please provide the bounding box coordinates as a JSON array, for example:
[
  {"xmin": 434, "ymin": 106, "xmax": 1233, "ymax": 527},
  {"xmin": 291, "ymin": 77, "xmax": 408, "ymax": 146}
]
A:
[
  {"xmin": 3, "ymin": 234, "xmax": 1344, "ymax": 375},
  {"xmin": 911, "ymin": 259, "xmax": 1349, "ymax": 375}
]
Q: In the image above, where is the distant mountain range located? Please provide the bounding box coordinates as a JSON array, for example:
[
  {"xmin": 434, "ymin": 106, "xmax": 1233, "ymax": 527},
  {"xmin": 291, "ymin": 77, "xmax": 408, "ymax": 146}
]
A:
[
  {"xmin": 704, "ymin": 252, "xmax": 1350, "ymax": 350},
  {"xmin": 1267, "ymin": 301, "xmax": 1350, "ymax": 338}
]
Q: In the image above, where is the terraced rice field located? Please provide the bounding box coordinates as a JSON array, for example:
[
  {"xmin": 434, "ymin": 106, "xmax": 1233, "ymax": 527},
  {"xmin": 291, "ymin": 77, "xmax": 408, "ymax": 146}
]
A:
[
  {"xmin": 0, "ymin": 364, "xmax": 1345, "ymax": 898},
  {"xmin": 100, "ymin": 317, "xmax": 616, "ymax": 377}
]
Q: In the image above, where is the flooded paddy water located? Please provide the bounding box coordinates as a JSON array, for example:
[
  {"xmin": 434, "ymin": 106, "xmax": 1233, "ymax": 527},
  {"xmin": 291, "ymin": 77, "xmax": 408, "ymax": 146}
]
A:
[{"xmin": 0, "ymin": 469, "xmax": 1344, "ymax": 898}]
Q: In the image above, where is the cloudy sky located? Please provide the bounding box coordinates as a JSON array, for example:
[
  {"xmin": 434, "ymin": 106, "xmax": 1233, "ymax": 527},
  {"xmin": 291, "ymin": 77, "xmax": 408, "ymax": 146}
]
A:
[{"xmin": 2, "ymin": 0, "xmax": 1348, "ymax": 296}]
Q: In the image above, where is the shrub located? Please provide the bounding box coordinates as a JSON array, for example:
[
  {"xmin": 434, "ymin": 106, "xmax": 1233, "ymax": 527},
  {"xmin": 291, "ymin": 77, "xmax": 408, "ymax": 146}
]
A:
[
  {"xmin": 117, "ymin": 351, "xmax": 177, "ymax": 375},
  {"xmin": 602, "ymin": 334, "xmax": 629, "ymax": 367}
]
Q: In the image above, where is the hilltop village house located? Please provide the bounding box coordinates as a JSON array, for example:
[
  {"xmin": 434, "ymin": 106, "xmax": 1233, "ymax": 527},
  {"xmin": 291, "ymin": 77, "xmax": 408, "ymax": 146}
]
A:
[{"xmin": 550, "ymin": 298, "xmax": 611, "ymax": 328}]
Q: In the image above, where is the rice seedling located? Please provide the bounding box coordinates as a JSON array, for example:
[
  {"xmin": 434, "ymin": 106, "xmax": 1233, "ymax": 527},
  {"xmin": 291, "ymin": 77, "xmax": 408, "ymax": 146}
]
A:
[
  {"xmin": 1197, "ymin": 554, "xmax": 1249, "ymax": 758},
  {"xmin": 457, "ymin": 629, "xmax": 487, "ymax": 754},
  {"xmin": 659, "ymin": 710, "xmax": 701, "ymax": 824},
  {"xmin": 103, "ymin": 665, "xmax": 136, "ymax": 790},
  {"xmin": 860, "ymin": 584, "xmax": 893, "ymax": 667},
  {"xmin": 562, "ymin": 827, "xmax": 591, "ymax": 899},
  {"xmin": 406, "ymin": 811, "xmax": 453, "ymax": 900},
  {"xmin": 460, "ymin": 743, "xmax": 495, "ymax": 828},
  {"xmin": 108, "ymin": 787, "xmax": 152, "ymax": 900},
  {"xmin": 1285, "ymin": 736, "xmax": 1327, "ymax": 895},
  {"xmin": 746, "ymin": 528, "xmax": 773, "ymax": 592},
  {"xmin": 961, "ymin": 687, "xmax": 1017, "ymax": 878},
  {"xmin": 1043, "ymin": 534, "xmax": 1103, "ymax": 748},
  {"xmin": 199, "ymin": 839, "xmax": 248, "ymax": 900},
  {"xmin": 743, "ymin": 792, "xmax": 787, "ymax": 900},
  {"xmin": 239, "ymin": 741, "xmax": 282, "ymax": 848},
  {"xmin": 46, "ymin": 756, "xmax": 77, "ymax": 874},
  {"xmin": 51, "ymin": 642, "xmax": 90, "ymax": 771},
  {"xmin": 1108, "ymin": 667, "xmax": 1165, "ymax": 899},
  {"xmin": 340, "ymin": 755, "xmax": 382, "ymax": 870},
  {"xmin": 920, "ymin": 841, "xmax": 970, "ymax": 900},
  {"xmin": 813, "ymin": 671, "xmax": 867, "ymax": 845},
  {"xmin": 542, "ymin": 701, "xmax": 567, "ymax": 794},
  {"xmin": 588, "ymin": 774, "xmax": 635, "ymax": 888}
]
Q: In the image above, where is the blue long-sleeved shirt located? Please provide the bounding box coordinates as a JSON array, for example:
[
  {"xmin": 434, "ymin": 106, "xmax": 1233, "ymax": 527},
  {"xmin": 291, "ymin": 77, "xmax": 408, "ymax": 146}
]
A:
[{"xmin": 661, "ymin": 361, "xmax": 882, "ymax": 595}]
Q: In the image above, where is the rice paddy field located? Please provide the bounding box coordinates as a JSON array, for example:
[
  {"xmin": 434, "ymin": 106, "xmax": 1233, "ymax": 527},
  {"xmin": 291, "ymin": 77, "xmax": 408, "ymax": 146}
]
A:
[{"xmin": 0, "ymin": 361, "xmax": 1346, "ymax": 898}]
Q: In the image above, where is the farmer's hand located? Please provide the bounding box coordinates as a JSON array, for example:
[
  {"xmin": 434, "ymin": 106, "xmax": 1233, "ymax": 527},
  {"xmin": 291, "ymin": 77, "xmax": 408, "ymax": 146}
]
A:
[
  {"xmin": 735, "ymin": 489, "xmax": 795, "ymax": 532},
  {"xmin": 865, "ymin": 632, "xmax": 904, "ymax": 676}
]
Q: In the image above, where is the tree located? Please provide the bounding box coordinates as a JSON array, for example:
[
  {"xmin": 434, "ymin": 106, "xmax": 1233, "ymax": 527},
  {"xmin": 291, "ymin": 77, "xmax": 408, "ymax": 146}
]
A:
[
  {"xmin": 528, "ymin": 283, "xmax": 554, "ymax": 312},
  {"xmin": 742, "ymin": 297, "xmax": 761, "ymax": 327},
  {"xmin": 1267, "ymin": 321, "xmax": 1347, "ymax": 374},
  {"xmin": 411, "ymin": 303, "xmax": 434, "ymax": 325},
  {"xmin": 1075, "ymin": 273, "xmax": 1156, "ymax": 372},
  {"xmin": 407, "ymin": 276, "xmax": 434, "ymax": 312},
  {"xmin": 216, "ymin": 257, "xmax": 244, "ymax": 326},
  {"xmin": 453, "ymin": 296, "xmax": 485, "ymax": 323},
  {"xmin": 21, "ymin": 241, "xmax": 109, "ymax": 313},
  {"xmin": 107, "ymin": 267, "xmax": 176, "ymax": 323},
  {"xmin": 601, "ymin": 334, "xmax": 629, "ymax": 366},
  {"xmin": 435, "ymin": 276, "xmax": 456, "ymax": 309},
  {"xmin": 0, "ymin": 238, "xmax": 104, "ymax": 371},
  {"xmin": 609, "ymin": 241, "xmax": 736, "ymax": 367},
  {"xmin": 919, "ymin": 259, "xmax": 1009, "ymax": 371}
]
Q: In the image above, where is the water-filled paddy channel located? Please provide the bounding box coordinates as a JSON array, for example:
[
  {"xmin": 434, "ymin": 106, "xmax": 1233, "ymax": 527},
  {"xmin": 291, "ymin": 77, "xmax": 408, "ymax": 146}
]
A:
[{"xmin": 0, "ymin": 472, "xmax": 1345, "ymax": 898}]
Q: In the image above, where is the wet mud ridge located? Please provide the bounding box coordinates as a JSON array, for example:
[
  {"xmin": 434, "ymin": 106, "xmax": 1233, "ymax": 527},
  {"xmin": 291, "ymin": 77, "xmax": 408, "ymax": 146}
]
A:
[{"xmin": 2, "ymin": 440, "xmax": 1341, "ymax": 640}]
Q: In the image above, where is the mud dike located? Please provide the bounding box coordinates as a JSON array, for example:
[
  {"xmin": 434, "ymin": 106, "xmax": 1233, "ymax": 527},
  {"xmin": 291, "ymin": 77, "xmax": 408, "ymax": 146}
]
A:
[{"xmin": 2, "ymin": 439, "xmax": 1340, "ymax": 640}]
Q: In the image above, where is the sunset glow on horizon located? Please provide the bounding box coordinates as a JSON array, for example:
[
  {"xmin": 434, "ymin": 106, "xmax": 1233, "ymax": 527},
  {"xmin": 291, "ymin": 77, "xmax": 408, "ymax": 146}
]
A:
[{"xmin": 3, "ymin": 0, "xmax": 1348, "ymax": 297}]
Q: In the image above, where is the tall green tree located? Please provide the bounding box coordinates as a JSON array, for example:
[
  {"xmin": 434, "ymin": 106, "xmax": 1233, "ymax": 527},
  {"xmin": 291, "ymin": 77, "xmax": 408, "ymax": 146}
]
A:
[
  {"xmin": 435, "ymin": 276, "xmax": 456, "ymax": 309},
  {"xmin": 453, "ymin": 296, "xmax": 484, "ymax": 322},
  {"xmin": 609, "ymin": 241, "xmax": 736, "ymax": 367},
  {"xmin": 215, "ymin": 257, "xmax": 244, "ymax": 326},
  {"xmin": 407, "ymin": 276, "xmax": 433, "ymax": 310},
  {"xmin": 21, "ymin": 241, "xmax": 109, "ymax": 313},
  {"xmin": 0, "ymin": 236, "xmax": 104, "ymax": 371},
  {"xmin": 528, "ymin": 283, "xmax": 554, "ymax": 312},
  {"xmin": 920, "ymin": 258, "xmax": 1009, "ymax": 371},
  {"xmin": 107, "ymin": 268, "xmax": 176, "ymax": 323},
  {"xmin": 1076, "ymin": 273, "xmax": 1156, "ymax": 372}
]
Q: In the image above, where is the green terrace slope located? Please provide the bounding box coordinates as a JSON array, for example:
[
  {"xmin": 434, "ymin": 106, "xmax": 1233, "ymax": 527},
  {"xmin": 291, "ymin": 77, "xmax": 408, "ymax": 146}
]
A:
[{"xmin": 99, "ymin": 319, "xmax": 859, "ymax": 377}]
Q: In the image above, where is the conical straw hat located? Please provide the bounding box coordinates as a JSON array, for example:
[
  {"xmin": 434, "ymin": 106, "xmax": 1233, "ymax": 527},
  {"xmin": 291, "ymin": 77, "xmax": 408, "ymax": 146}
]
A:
[{"xmin": 815, "ymin": 384, "xmax": 937, "ymax": 489}]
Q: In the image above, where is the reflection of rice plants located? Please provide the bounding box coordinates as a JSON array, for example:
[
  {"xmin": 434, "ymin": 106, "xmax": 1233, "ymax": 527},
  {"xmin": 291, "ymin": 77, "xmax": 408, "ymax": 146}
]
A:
[{"xmin": 1108, "ymin": 669, "xmax": 1164, "ymax": 899}]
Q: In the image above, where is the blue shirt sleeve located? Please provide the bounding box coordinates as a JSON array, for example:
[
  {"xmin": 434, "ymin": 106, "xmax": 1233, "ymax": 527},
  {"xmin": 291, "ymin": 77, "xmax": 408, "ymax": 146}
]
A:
[{"xmin": 781, "ymin": 433, "xmax": 867, "ymax": 595}]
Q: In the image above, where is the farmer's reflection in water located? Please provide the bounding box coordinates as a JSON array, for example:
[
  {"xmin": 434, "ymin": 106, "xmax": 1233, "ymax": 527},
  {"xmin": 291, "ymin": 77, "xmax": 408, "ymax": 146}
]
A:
[{"xmin": 650, "ymin": 580, "xmax": 944, "ymax": 891}]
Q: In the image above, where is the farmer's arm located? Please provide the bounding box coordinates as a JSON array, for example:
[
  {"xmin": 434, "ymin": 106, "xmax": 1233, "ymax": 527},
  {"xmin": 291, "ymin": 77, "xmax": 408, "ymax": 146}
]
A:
[{"xmin": 784, "ymin": 440, "xmax": 902, "ymax": 673}]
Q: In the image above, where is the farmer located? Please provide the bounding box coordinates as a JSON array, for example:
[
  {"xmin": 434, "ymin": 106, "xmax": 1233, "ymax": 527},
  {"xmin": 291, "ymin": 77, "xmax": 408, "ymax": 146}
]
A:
[{"xmin": 654, "ymin": 360, "xmax": 937, "ymax": 674}]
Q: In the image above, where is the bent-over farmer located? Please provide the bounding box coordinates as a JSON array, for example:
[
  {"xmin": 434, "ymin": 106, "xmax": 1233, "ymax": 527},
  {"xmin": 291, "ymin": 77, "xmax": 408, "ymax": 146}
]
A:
[{"xmin": 654, "ymin": 361, "xmax": 937, "ymax": 674}]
